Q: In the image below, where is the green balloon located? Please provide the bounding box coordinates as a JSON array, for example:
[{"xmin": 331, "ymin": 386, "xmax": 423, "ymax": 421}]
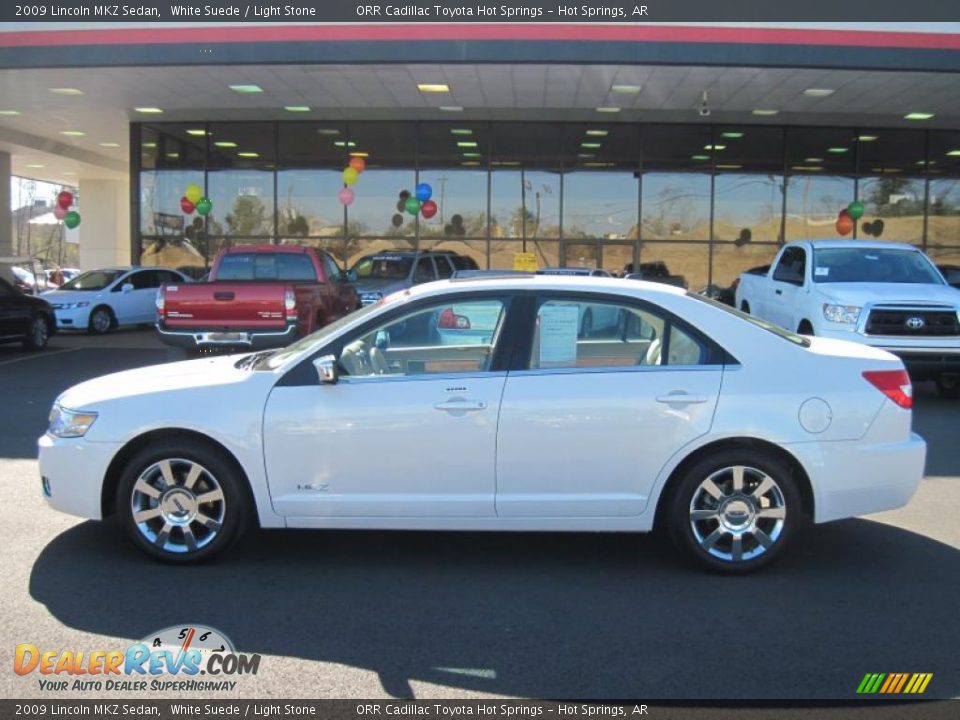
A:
[
  {"xmin": 847, "ymin": 200, "xmax": 864, "ymax": 220},
  {"xmin": 404, "ymin": 197, "xmax": 421, "ymax": 215},
  {"xmin": 64, "ymin": 211, "xmax": 81, "ymax": 229},
  {"xmin": 196, "ymin": 197, "xmax": 212, "ymax": 216}
]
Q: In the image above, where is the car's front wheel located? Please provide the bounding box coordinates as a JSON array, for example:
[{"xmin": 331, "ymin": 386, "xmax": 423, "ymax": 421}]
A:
[
  {"xmin": 116, "ymin": 439, "xmax": 250, "ymax": 563},
  {"xmin": 667, "ymin": 449, "xmax": 805, "ymax": 573},
  {"xmin": 23, "ymin": 313, "xmax": 50, "ymax": 350},
  {"xmin": 88, "ymin": 306, "xmax": 114, "ymax": 334}
]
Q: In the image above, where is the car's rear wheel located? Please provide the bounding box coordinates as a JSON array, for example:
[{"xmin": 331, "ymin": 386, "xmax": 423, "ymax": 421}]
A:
[
  {"xmin": 116, "ymin": 439, "xmax": 249, "ymax": 563},
  {"xmin": 936, "ymin": 374, "xmax": 960, "ymax": 399},
  {"xmin": 23, "ymin": 313, "xmax": 50, "ymax": 350},
  {"xmin": 667, "ymin": 449, "xmax": 804, "ymax": 573},
  {"xmin": 88, "ymin": 306, "xmax": 114, "ymax": 334}
]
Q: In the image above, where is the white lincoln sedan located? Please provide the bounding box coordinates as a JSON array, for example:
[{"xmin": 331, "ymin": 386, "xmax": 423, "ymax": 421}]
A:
[{"xmin": 38, "ymin": 275, "xmax": 926, "ymax": 572}]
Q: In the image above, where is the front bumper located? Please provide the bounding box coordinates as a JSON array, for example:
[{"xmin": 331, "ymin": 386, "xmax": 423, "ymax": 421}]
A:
[
  {"xmin": 156, "ymin": 322, "xmax": 298, "ymax": 350},
  {"xmin": 51, "ymin": 305, "xmax": 92, "ymax": 331},
  {"xmin": 38, "ymin": 433, "xmax": 122, "ymax": 520}
]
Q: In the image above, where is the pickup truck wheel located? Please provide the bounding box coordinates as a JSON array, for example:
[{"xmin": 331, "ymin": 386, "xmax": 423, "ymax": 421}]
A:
[
  {"xmin": 117, "ymin": 439, "xmax": 249, "ymax": 563},
  {"xmin": 936, "ymin": 374, "xmax": 960, "ymax": 400},
  {"xmin": 740, "ymin": 301, "xmax": 750, "ymax": 314},
  {"xmin": 23, "ymin": 313, "xmax": 50, "ymax": 350},
  {"xmin": 88, "ymin": 306, "xmax": 114, "ymax": 335},
  {"xmin": 667, "ymin": 449, "xmax": 804, "ymax": 573}
]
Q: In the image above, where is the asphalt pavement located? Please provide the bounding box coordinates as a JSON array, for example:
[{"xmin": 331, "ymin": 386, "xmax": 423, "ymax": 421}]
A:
[{"xmin": 1, "ymin": 330, "xmax": 958, "ymax": 700}]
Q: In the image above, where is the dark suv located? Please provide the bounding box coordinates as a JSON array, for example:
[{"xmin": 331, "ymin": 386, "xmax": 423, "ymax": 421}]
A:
[{"xmin": 347, "ymin": 251, "xmax": 477, "ymax": 305}]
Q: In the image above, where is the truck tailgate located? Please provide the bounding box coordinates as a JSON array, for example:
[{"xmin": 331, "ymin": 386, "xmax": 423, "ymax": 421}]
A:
[{"xmin": 163, "ymin": 282, "xmax": 289, "ymax": 329}]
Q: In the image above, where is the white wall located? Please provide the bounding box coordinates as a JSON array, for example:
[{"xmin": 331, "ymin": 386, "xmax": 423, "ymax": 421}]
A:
[{"xmin": 78, "ymin": 178, "xmax": 129, "ymax": 270}]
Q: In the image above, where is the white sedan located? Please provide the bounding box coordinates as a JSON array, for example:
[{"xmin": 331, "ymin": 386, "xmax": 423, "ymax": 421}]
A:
[
  {"xmin": 38, "ymin": 275, "xmax": 925, "ymax": 572},
  {"xmin": 42, "ymin": 266, "xmax": 189, "ymax": 333}
]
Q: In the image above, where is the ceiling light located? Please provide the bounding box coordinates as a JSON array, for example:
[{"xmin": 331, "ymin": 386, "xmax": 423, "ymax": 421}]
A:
[
  {"xmin": 857, "ymin": 135, "xmax": 878, "ymax": 142},
  {"xmin": 333, "ymin": 141, "xmax": 356, "ymax": 147},
  {"xmin": 450, "ymin": 129, "xmax": 473, "ymax": 135},
  {"xmin": 585, "ymin": 130, "xmax": 609, "ymax": 137},
  {"xmin": 456, "ymin": 141, "xmax": 478, "ymax": 148},
  {"xmin": 827, "ymin": 147, "xmax": 849, "ymax": 153},
  {"xmin": 610, "ymin": 84, "xmax": 642, "ymax": 94},
  {"xmin": 805, "ymin": 157, "xmax": 824, "ymax": 163},
  {"xmin": 578, "ymin": 153, "xmax": 595, "ymax": 158},
  {"xmin": 165, "ymin": 152, "xmax": 179, "ymax": 159},
  {"xmin": 229, "ymin": 84, "xmax": 263, "ymax": 94},
  {"xmin": 237, "ymin": 152, "xmax": 260, "ymax": 158},
  {"xmin": 214, "ymin": 141, "xmax": 237, "ymax": 148},
  {"xmin": 26, "ymin": 164, "xmax": 45, "ymax": 169},
  {"xmin": 583, "ymin": 162, "xmax": 615, "ymax": 168},
  {"xmin": 791, "ymin": 166, "xmax": 823, "ymax": 172},
  {"xmin": 596, "ymin": 107, "xmax": 621, "ymax": 113},
  {"xmin": 417, "ymin": 83, "xmax": 450, "ymax": 93},
  {"xmin": 720, "ymin": 132, "xmax": 744, "ymax": 139},
  {"xmin": 803, "ymin": 88, "xmax": 835, "ymax": 97},
  {"xmin": 0, "ymin": 110, "xmax": 21, "ymax": 116},
  {"xmin": 690, "ymin": 155, "xmax": 710, "ymax": 161},
  {"xmin": 872, "ymin": 167, "xmax": 902, "ymax": 173},
  {"xmin": 49, "ymin": 88, "xmax": 83, "ymax": 95},
  {"xmin": 461, "ymin": 161, "xmax": 480, "ymax": 166},
  {"xmin": 462, "ymin": 152, "xmax": 482, "ymax": 158},
  {"xmin": 283, "ymin": 106, "xmax": 311, "ymax": 112},
  {"xmin": 716, "ymin": 164, "xmax": 743, "ymax": 170},
  {"xmin": 349, "ymin": 151, "xmax": 369, "ymax": 158},
  {"xmin": 904, "ymin": 113, "xmax": 934, "ymax": 121},
  {"xmin": 142, "ymin": 142, "xmax": 157, "ymax": 148},
  {"xmin": 704, "ymin": 144, "xmax": 726, "ymax": 151},
  {"xmin": 59, "ymin": 130, "xmax": 85, "ymax": 137},
  {"xmin": 947, "ymin": 150, "xmax": 960, "ymax": 157},
  {"xmin": 186, "ymin": 129, "xmax": 208, "ymax": 136},
  {"xmin": 438, "ymin": 106, "xmax": 463, "ymax": 112},
  {"xmin": 99, "ymin": 142, "xmax": 121, "ymax": 148},
  {"xmin": 135, "ymin": 107, "xmax": 164, "ymax": 114},
  {"xmin": 581, "ymin": 142, "xmax": 602, "ymax": 149},
  {"xmin": 917, "ymin": 160, "xmax": 936, "ymax": 165},
  {"xmin": 492, "ymin": 161, "xmax": 521, "ymax": 167},
  {"xmin": 316, "ymin": 128, "xmax": 340, "ymax": 135},
  {"xmin": 752, "ymin": 109, "xmax": 779, "ymax": 116}
]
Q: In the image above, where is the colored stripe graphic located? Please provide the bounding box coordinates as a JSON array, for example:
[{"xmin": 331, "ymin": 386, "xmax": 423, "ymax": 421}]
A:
[{"xmin": 857, "ymin": 672, "xmax": 932, "ymax": 694}]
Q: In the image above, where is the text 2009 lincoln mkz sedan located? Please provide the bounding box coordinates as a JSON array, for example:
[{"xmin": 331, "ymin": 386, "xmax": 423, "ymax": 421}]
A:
[{"xmin": 38, "ymin": 275, "xmax": 925, "ymax": 572}]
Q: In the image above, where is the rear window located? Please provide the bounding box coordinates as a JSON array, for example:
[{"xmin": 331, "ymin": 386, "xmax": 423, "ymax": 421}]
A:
[
  {"xmin": 687, "ymin": 293, "xmax": 811, "ymax": 348},
  {"xmin": 215, "ymin": 253, "xmax": 317, "ymax": 281},
  {"xmin": 351, "ymin": 256, "xmax": 414, "ymax": 280}
]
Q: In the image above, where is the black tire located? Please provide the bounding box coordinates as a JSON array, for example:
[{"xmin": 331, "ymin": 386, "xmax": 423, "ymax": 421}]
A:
[
  {"xmin": 22, "ymin": 313, "xmax": 51, "ymax": 351},
  {"xmin": 580, "ymin": 309, "xmax": 593, "ymax": 338},
  {"xmin": 936, "ymin": 374, "xmax": 960, "ymax": 400},
  {"xmin": 88, "ymin": 306, "xmax": 115, "ymax": 335},
  {"xmin": 666, "ymin": 448, "xmax": 806, "ymax": 573},
  {"xmin": 116, "ymin": 438, "xmax": 250, "ymax": 563},
  {"xmin": 740, "ymin": 301, "xmax": 750, "ymax": 314}
]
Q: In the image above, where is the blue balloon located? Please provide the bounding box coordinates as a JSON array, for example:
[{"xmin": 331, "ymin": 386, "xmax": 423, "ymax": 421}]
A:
[{"xmin": 415, "ymin": 183, "xmax": 433, "ymax": 202}]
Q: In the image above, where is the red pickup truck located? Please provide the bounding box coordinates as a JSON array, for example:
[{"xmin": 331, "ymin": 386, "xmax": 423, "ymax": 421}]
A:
[{"xmin": 156, "ymin": 245, "xmax": 360, "ymax": 350}]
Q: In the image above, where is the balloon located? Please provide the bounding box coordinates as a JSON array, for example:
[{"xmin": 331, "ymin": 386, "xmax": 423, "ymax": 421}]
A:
[
  {"xmin": 184, "ymin": 183, "xmax": 203, "ymax": 204},
  {"xmin": 349, "ymin": 157, "xmax": 366, "ymax": 173},
  {"xmin": 196, "ymin": 197, "xmax": 212, "ymax": 216},
  {"xmin": 838, "ymin": 208, "xmax": 851, "ymax": 221},
  {"xmin": 342, "ymin": 167, "xmax": 358, "ymax": 186},
  {"xmin": 64, "ymin": 211, "xmax": 81, "ymax": 229},
  {"xmin": 180, "ymin": 196, "xmax": 195, "ymax": 214},
  {"xmin": 399, "ymin": 190, "xmax": 411, "ymax": 200},
  {"xmin": 847, "ymin": 200, "xmax": 864, "ymax": 220},
  {"xmin": 835, "ymin": 214, "xmax": 854, "ymax": 236},
  {"xmin": 421, "ymin": 199, "xmax": 438, "ymax": 219},
  {"xmin": 861, "ymin": 222, "xmax": 873, "ymax": 236},
  {"xmin": 872, "ymin": 219, "xmax": 885, "ymax": 238},
  {"xmin": 415, "ymin": 183, "xmax": 433, "ymax": 202},
  {"xmin": 405, "ymin": 197, "xmax": 421, "ymax": 215},
  {"xmin": 451, "ymin": 214, "xmax": 463, "ymax": 227},
  {"xmin": 53, "ymin": 205, "xmax": 68, "ymax": 220},
  {"xmin": 56, "ymin": 190, "xmax": 73, "ymax": 209},
  {"xmin": 391, "ymin": 213, "xmax": 404, "ymax": 228},
  {"xmin": 338, "ymin": 187, "xmax": 355, "ymax": 206},
  {"xmin": 396, "ymin": 199, "xmax": 406, "ymax": 212}
]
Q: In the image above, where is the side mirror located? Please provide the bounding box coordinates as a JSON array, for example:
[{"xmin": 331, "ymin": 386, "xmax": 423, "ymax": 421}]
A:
[
  {"xmin": 121, "ymin": 283, "xmax": 134, "ymax": 294},
  {"xmin": 345, "ymin": 270, "xmax": 358, "ymax": 283},
  {"xmin": 313, "ymin": 354, "xmax": 338, "ymax": 384}
]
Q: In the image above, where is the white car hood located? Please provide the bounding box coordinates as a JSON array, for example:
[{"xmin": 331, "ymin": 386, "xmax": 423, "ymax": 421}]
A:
[
  {"xmin": 815, "ymin": 282, "xmax": 960, "ymax": 307},
  {"xmin": 58, "ymin": 355, "xmax": 255, "ymax": 410},
  {"xmin": 42, "ymin": 289, "xmax": 103, "ymax": 304}
]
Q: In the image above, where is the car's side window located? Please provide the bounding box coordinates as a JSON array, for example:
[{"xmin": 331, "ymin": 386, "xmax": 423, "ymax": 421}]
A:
[
  {"xmin": 338, "ymin": 299, "xmax": 507, "ymax": 379},
  {"xmin": 434, "ymin": 256, "xmax": 454, "ymax": 279},
  {"xmin": 529, "ymin": 298, "xmax": 708, "ymax": 370},
  {"xmin": 413, "ymin": 257, "xmax": 436, "ymax": 284},
  {"xmin": 321, "ymin": 254, "xmax": 342, "ymax": 282},
  {"xmin": 773, "ymin": 248, "xmax": 806, "ymax": 285}
]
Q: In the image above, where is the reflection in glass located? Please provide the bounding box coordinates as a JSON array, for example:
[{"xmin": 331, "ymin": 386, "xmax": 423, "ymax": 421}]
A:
[
  {"xmin": 564, "ymin": 172, "xmax": 638, "ymax": 240},
  {"xmin": 207, "ymin": 170, "xmax": 275, "ymax": 237},
  {"xmin": 927, "ymin": 178, "xmax": 960, "ymax": 247},
  {"xmin": 858, "ymin": 177, "xmax": 925, "ymax": 243},
  {"xmin": 346, "ymin": 170, "xmax": 417, "ymax": 238},
  {"xmin": 417, "ymin": 169, "xmax": 487, "ymax": 239},
  {"xmin": 276, "ymin": 170, "xmax": 344, "ymax": 239},
  {"xmin": 710, "ymin": 242, "xmax": 780, "ymax": 290},
  {"xmin": 714, "ymin": 174, "xmax": 784, "ymax": 243},
  {"xmin": 638, "ymin": 242, "xmax": 707, "ymax": 290},
  {"xmin": 785, "ymin": 175, "xmax": 854, "ymax": 241},
  {"xmin": 641, "ymin": 173, "xmax": 711, "ymax": 240}
]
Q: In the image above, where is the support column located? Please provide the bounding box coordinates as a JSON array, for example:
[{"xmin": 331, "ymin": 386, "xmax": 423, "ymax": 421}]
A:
[
  {"xmin": 0, "ymin": 152, "xmax": 12, "ymax": 257},
  {"xmin": 78, "ymin": 178, "xmax": 130, "ymax": 269}
]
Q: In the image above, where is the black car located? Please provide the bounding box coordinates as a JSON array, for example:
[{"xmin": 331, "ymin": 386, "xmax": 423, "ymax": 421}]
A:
[{"xmin": 0, "ymin": 277, "xmax": 56, "ymax": 350}]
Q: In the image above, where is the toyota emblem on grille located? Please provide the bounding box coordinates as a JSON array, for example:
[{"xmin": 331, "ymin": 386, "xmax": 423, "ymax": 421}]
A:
[{"xmin": 905, "ymin": 316, "xmax": 925, "ymax": 330}]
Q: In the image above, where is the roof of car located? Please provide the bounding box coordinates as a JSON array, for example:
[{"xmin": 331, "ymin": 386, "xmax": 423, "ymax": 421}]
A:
[
  {"xmin": 796, "ymin": 239, "xmax": 919, "ymax": 251},
  {"xmin": 405, "ymin": 272, "xmax": 688, "ymax": 300}
]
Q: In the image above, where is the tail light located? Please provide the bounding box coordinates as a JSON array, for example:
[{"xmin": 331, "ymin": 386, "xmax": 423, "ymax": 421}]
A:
[
  {"xmin": 284, "ymin": 288, "xmax": 297, "ymax": 321},
  {"xmin": 863, "ymin": 369, "xmax": 913, "ymax": 409},
  {"xmin": 438, "ymin": 308, "xmax": 470, "ymax": 330},
  {"xmin": 156, "ymin": 287, "xmax": 165, "ymax": 318}
]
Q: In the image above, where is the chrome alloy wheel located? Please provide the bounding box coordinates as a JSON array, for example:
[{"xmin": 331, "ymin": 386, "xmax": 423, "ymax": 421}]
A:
[
  {"xmin": 130, "ymin": 458, "xmax": 226, "ymax": 554},
  {"xmin": 31, "ymin": 316, "xmax": 48, "ymax": 346},
  {"xmin": 688, "ymin": 465, "xmax": 786, "ymax": 563},
  {"xmin": 91, "ymin": 308, "xmax": 112, "ymax": 333}
]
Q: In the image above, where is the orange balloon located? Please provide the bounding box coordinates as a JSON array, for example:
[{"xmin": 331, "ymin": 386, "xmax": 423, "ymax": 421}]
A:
[
  {"xmin": 835, "ymin": 215, "xmax": 854, "ymax": 236},
  {"xmin": 348, "ymin": 156, "xmax": 366, "ymax": 173}
]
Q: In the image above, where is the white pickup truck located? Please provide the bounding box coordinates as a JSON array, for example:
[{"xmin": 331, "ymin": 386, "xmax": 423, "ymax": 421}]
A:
[{"xmin": 735, "ymin": 240, "xmax": 960, "ymax": 398}]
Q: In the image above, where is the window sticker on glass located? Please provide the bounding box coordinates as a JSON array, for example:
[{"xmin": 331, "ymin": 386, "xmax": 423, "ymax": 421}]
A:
[
  {"xmin": 814, "ymin": 267, "xmax": 829, "ymax": 277},
  {"xmin": 538, "ymin": 304, "xmax": 579, "ymax": 367}
]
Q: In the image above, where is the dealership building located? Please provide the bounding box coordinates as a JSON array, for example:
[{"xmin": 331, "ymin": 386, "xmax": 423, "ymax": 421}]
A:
[{"xmin": 1, "ymin": 21, "xmax": 960, "ymax": 288}]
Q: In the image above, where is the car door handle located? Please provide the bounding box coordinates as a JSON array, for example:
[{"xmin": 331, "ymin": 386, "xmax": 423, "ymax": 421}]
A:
[
  {"xmin": 656, "ymin": 393, "xmax": 708, "ymax": 405},
  {"xmin": 434, "ymin": 400, "xmax": 488, "ymax": 412}
]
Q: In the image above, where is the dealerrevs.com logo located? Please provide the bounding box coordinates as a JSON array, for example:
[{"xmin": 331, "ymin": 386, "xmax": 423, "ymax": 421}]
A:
[{"xmin": 14, "ymin": 625, "xmax": 261, "ymax": 692}]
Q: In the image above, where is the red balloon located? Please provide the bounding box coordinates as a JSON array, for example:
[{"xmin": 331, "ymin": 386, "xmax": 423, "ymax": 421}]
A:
[
  {"xmin": 838, "ymin": 208, "xmax": 851, "ymax": 221},
  {"xmin": 180, "ymin": 196, "xmax": 195, "ymax": 214},
  {"xmin": 57, "ymin": 190, "xmax": 73, "ymax": 209},
  {"xmin": 421, "ymin": 199, "xmax": 438, "ymax": 219},
  {"xmin": 836, "ymin": 215, "xmax": 854, "ymax": 236}
]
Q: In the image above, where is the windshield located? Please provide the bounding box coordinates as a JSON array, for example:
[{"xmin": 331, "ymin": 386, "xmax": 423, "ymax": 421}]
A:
[
  {"xmin": 260, "ymin": 302, "xmax": 385, "ymax": 370},
  {"xmin": 687, "ymin": 293, "xmax": 811, "ymax": 348},
  {"xmin": 350, "ymin": 256, "xmax": 413, "ymax": 281},
  {"xmin": 60, "ymin": 270, "xmax": 124, "ymax": 291},
  {"xmin": 811, "ymin": 248, "xmax": 943, "ymax": 284}
]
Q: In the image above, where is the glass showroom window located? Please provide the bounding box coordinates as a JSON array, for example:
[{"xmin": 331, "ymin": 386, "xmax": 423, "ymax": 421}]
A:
[
  {"xmin": 206, "ymin": 122, "xmax": 277, "ymax": 241},
  {"xmin": 927, "ymin": 130, "xmax": 960, "ymax": 247},
  {"xmin": 785, "ymin": 127, "xmax": 855, "ymax": 241},
  {"xmin": 564, "ymin": 171, "xmax": 638, "ymax": 241},
  {"xmin": 641, "ymin": 173, "xmax": 711, "ymax": 241},
  {"xmin": 639, "ymin": 242, "xmax": 708, "ymax": 291},
  {"xmin": 856, "ymin": 130, "xmax": 926, "ymax": 244}
]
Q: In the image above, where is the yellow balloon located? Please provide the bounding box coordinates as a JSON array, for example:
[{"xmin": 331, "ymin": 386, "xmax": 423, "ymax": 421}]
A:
[
  {"xmin": 184, "ymin": 183, "xmax": 203, "ymax": 204},
  {"xmin": 342, "ymin": 167, "xmax": 358, "ymax": 186}
]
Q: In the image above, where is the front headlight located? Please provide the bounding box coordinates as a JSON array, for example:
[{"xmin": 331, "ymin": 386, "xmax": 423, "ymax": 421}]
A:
[
  {"xmin": 822, "ymin": 303, "xmax": 862, "ymax": 324},
  {"xmin": 48, "ymin": 404, "xmax": 98, "ymax": 438}
]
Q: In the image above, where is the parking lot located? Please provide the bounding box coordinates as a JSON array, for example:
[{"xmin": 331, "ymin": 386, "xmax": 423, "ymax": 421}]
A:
[{"xmin": 1, "ymin": 329, "xmax": 958, "ymax": 700}]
